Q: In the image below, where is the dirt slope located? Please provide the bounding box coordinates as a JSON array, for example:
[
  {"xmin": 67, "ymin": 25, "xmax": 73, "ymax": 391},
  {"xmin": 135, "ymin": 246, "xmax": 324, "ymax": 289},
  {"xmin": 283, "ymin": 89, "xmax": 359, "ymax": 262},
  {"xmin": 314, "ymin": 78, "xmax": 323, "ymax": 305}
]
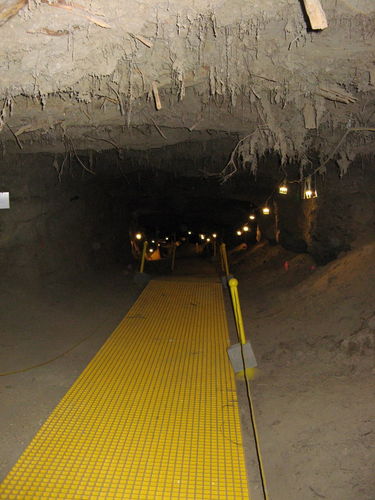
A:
[{"xmin": 234, "ymin": 241, "xmax": 375, "ymax": 499}]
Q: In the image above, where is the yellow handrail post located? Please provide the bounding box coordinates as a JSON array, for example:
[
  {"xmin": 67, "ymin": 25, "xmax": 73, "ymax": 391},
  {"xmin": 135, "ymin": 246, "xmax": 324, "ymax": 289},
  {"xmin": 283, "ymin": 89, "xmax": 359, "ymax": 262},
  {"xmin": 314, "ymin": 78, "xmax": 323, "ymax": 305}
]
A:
[
  {"xmin": 140, "ymin": 240, "xmax": 148, "ymax": 273},
  {"xmin": 220, "ymin": 243, "xmax": 230, "ymax": 277},
  {"xmin": 171, "ymin": 242, "xmax": 177, "ymax": 271},
  {"xmin": 227, "ymin": 278, "xmax": 268, "ymax": 500},
  {"xmin": 228, "ymin": 278, "xmax": 247, "ymax": 345},
  {"xmin": 219, "ymin": 243, "xmax": 224, "ymax": 271}
]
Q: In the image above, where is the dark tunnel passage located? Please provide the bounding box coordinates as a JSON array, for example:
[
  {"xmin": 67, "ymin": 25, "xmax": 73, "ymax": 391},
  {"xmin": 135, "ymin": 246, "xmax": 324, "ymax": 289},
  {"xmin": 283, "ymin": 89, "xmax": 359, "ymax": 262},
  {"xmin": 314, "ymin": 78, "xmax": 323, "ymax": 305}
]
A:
[{"xmin": 1, "ymin": 137, "xmax": 374, "ymax": 286}]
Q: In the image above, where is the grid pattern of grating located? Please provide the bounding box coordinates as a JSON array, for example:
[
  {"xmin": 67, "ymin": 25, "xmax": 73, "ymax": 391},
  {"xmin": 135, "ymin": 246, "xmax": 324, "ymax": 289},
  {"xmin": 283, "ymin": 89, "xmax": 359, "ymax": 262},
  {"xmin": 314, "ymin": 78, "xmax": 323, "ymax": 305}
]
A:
[{"xmin": 0, "ymin": 280, "xmax": 249, "ymax": 499}]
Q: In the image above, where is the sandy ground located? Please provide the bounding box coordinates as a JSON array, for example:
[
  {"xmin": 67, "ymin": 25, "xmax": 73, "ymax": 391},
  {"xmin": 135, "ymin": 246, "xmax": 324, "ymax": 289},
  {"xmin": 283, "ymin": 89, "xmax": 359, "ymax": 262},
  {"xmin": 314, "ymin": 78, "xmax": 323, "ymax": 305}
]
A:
[
  {"xmin": 232, "ymin": 241, "xmax": 375, "ymax": 500},
  {"xmin": 0, "ymin": 270, "xmax": 140, "ymax": 481},
  {"xmin": 1, "ymin": 243, "xmax": 374, "ymax": 499}
]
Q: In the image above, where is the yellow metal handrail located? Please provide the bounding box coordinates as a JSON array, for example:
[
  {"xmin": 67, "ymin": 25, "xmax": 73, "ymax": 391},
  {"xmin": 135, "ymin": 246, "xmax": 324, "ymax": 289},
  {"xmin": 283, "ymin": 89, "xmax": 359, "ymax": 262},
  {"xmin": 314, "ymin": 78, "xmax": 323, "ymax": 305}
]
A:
[
  {"xmin": 140, "ymin": 240, "xmax": 148, "ymax": 273},
  {"xmin": 226, "ymin": 277, "xmax": 270, "ymax": 500},
  {"xmin": 228, "ymin": 278, "xmax": 247, "ymax": 345},
  {"xmin": 171, "ymin": 242, "xmax": 177, "ymax": 271},
  {"xmin": 220, "ymin": 243, "xmax": 230, "ymax": 277}
]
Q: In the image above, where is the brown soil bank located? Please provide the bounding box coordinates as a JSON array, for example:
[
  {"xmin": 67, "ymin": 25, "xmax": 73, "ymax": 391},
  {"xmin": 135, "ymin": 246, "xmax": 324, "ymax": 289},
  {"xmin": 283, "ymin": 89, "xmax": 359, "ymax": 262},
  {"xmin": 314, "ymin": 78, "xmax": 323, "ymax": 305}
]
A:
[{"xmin": 233, "ymin": 241, "xmax": 375, "ymax": 499}]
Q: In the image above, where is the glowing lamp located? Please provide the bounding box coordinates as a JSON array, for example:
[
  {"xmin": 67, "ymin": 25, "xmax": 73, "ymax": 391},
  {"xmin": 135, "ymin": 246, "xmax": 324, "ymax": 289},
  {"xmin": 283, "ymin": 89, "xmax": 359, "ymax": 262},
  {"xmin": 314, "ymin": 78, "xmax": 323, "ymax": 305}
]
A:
[
  {"xmin": 151, "ymin": 240, "xmax": 155, "ymax": 243},
  {"xmin": 135, "ymin": 233, "xmax": 142, "ymax": 240},
  {"xmin": 188, "ymin": 231, "xmax": 192, "ymax": 235},
  {"xmin": 303, "ymin": 176, "xmax": 318, "ymax": 200},
  {"xmin": 249, "ymin": 214, "xmax": 256, "ymax": 220},
  {"xmin": 206, "ymin": 238, "xmax": 211, "ymax": 242},
  {"xmin": 262, "ymin": 206, "xmax": 270, "ymax": 215},
  {"xmin": 304, "ymin": 189, "xmax": 318, "ymax": 199},
  {"xmin": 165, "ymin": 237, "xmax": 169, "ymax": 241},
  {"xmin": 279, "ymin": 184, "xmax": 288, "ymax": 195},
  {"xmin": 242, "ymin": 225, "xmax": 249, "ymax": 232},
  {"xmin": 148, "ymin": 248, "xmax": 154, "ymax": 253},
  {"xmin": 199, "ymin": 234, "xmax": 205, "ymax": 240},
  {"xmin": 236, "ymin": 230, "xmax": 242, "ymax": 236},
  {"xmin": 212, "ymin": 233, "xmax": 217, "ymax": 238}
]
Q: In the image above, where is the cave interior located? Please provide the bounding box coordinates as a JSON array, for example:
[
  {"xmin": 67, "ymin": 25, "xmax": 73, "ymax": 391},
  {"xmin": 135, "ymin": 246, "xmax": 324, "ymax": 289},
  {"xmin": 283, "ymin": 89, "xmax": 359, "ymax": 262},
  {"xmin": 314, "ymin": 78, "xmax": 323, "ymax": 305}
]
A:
[{"xmin": 0, "ymin": 1, "xmax": 374, "ymax": 499}]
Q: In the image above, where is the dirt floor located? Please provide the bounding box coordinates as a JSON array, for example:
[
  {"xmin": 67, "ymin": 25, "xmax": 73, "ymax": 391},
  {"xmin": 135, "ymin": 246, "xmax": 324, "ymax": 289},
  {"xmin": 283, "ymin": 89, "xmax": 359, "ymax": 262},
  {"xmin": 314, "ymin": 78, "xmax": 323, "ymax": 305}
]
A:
[
  {"xmin": 232, "ymin": 241, "xmax": 375, "ymax": 500},
  {"xmin": 0, "ymin": 270, "xmax": 141, "ymax": 482},
  {"xmin": 1, "ymin": 242, "xmax": 374, "ymax": 499}
]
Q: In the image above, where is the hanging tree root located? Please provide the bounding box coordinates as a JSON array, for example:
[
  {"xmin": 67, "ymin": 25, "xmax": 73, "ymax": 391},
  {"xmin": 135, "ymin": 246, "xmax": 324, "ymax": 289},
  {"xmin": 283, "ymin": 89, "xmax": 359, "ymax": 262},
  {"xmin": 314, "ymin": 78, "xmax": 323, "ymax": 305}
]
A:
[
  {"xmin": 40, "ymin": 0, "xmax": 111, "ymax": 29},
  {"xmin": 220, "ymin": 133, "xmax": 255, "ymax": 183},
  {"xmin": 288, "ymin": 127, "xmax": 375, "ymax": 183},
  {"xmin": 64, "ymin": 134, "xmax": 96, "ymax": 175},
  {"xmin": 315, "ymin": 127, "xmax": 375, "ymax": 175}
]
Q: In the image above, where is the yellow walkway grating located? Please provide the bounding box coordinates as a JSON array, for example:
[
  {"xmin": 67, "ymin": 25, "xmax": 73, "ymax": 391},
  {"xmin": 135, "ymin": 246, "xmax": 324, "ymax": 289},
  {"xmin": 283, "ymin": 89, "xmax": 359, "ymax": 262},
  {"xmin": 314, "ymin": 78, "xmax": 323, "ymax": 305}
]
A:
[{"xmin": 0, "ymin": 280, "xmax": 250, "ymax": 499}]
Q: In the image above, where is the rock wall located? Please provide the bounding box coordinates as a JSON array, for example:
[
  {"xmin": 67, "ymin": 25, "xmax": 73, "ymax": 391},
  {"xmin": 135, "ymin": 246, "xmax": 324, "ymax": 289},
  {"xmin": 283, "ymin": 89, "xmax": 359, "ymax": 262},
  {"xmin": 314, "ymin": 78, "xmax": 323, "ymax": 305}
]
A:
[
  {"xmin": 0, "ymin": 148, "xmax": 373, "ymax": 286},
  {"xmin": 0, "ymin": 153, "xmax": 131, "ymax": 285},
  {"xmin": 308, "ymin": 157, "xmax": 375, "ymax": 263},
  {"xmin": 259, "ymin": 156, "xmax": 375, "ymax": 264}
]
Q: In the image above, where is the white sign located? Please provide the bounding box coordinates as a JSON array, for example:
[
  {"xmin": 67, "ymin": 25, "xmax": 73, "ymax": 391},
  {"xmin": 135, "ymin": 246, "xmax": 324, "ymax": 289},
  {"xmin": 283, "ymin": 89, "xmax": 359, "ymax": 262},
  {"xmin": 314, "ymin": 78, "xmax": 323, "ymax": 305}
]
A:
[{"xmin": 0, "ymin": 192, "xmax": 10, "ymax": 209}]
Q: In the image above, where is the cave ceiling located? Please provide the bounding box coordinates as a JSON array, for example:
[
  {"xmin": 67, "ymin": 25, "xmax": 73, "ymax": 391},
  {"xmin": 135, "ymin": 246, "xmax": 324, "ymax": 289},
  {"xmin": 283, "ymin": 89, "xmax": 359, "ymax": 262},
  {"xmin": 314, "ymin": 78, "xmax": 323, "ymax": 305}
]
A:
[{"xmin": 0, "ymin": 0, "xmax": 374, "ymax": 177}]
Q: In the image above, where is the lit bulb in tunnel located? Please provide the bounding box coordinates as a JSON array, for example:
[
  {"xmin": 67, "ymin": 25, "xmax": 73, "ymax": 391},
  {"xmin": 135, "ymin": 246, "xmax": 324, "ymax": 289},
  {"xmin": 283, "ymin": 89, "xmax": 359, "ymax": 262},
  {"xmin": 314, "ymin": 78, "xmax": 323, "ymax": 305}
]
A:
[
  {"xmin": 165, "ymin": 237, "xmax": 169, "ymax": 241},
  {"xmin": 212, "ymin": 233, "xmax": 217, "ymax": 238},
  {"xmin": 303, "ymin": 175, "xmax": 318, "ymax": 200},
  {"xmin": 249, "ymin": 214, "xmax": 255, "ymax": 220},
  {"xmin": 151, "ymin": 240, "xmax": 155, "ymax": 243},
  {"xmin": 304, "ymin": 189, "xmax": 318, "ymax": 199},
  {"xmin": 148, "ymin": 248, "xmax": 154, "ymax": 253},
  {"xmin": 262, "ymin": 206, "xmax": 270, "ymax": 215},
  {"xmin": 199, "ymin": 234, "xmax": 205, "ymax": 240},
  {"xmin": 188, "ymin": 231, "xmax": 192, "ymax": 235},
  {"xmin": 236, "ymin": 230, "xmax": 242, "ymax": 236},
  {"xmin": 206, "ymin": 238, "xmax": 211, "ymax": 242},
  {"xmin": 135, "ymin": 233, "xmax": 142, "ymax": 240},
  {"xmin": 242, "ymin": 225, "xmax": 249, "ymax": 232},
  {"xmin": 279, "ymin": 184, "xmax": 288, "ymax": 195}
]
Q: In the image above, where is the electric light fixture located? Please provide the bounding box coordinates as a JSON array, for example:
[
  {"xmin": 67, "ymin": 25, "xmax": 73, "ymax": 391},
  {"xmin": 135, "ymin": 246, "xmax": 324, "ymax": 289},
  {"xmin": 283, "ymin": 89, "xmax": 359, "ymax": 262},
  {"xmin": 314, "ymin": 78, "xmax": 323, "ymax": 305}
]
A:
[{"xmin": 303, "ymin": 176, "xmax": 318, "ymax": 199}]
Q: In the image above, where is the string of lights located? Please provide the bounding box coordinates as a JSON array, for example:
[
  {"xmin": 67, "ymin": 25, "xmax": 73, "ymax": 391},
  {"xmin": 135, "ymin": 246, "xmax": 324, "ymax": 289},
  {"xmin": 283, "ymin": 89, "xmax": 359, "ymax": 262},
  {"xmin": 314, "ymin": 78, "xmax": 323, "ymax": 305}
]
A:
[
  {"xmin": 132, "ymin": 174, "xmax": 319, "ymax": 246},
  {"xmin": 233, "ymin": 173, "xmax": 320, "ymax": 237}
]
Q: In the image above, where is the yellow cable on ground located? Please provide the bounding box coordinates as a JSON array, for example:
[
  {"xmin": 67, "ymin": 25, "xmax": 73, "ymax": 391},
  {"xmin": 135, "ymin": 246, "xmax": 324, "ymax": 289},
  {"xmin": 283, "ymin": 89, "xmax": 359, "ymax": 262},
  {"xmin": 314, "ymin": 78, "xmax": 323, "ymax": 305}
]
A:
[
  {"xmin": 0, "ymin": 331, "xmax": 96, "ymax": 377},
  {"xmin": 243, "ymin": 365, "xmax": 270, "ymax": 500},
  {"xmin": 227, "ymin": 277, "xmax": 270, "ymax": 500}
]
